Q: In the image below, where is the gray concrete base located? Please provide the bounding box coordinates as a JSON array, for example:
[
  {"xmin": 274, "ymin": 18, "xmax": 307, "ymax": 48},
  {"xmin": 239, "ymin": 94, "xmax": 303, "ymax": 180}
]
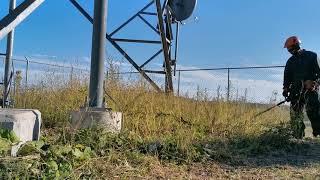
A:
[
  {"xmin": 0, "ymin": 109, "xmax": 42, "ymax": 142},
  {"xmin": 71, "ymin": 108, "xmax": 122, "ymax": 133}
]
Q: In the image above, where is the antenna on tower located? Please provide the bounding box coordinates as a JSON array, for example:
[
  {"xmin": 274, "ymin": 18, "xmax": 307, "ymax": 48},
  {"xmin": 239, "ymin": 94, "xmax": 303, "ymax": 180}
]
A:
[
  {"xmin": 70, "ymin": 0, "xmax": 198, "ymax": 94},
  {"xmin": 168, "ymin": 0, "xmax": 197, "ymax": 22}
]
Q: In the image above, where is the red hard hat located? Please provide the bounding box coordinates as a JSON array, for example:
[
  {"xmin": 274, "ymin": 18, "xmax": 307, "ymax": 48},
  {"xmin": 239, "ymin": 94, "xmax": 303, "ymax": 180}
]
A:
[{"xmin": 284, "ymin": 36, "xmax": 301, "ymax": 48}]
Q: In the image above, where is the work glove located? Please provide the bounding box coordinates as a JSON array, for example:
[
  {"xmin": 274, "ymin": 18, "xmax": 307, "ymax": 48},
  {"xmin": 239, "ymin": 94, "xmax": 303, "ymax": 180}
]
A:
[
  {"xmin": 304, "ymin": 80, "xmax": 320, "ymax": 91},
  {"xmin": 304, "ymin": 80, "xmax": 315, "ymax": 90},
  {"xmin": 282, "ymin": 88, "xmax": 289, "ymax": 98}
]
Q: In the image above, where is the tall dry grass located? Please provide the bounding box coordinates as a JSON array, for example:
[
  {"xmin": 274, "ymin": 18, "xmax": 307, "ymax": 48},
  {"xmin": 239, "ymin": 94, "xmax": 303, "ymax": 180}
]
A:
[
  {"xmin": 0, "ymin": 69, "xmax": 302, "ymax": 180},
  {"xmin": 12, "ymin": 71, "xmax": 290, "ymax": 159}
]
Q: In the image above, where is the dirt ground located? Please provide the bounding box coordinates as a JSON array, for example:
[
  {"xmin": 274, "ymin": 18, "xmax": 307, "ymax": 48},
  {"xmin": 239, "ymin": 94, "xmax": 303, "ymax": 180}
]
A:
[{"xmin": 144, "ymin": 120, "xmax": 320, "ymax": 179}]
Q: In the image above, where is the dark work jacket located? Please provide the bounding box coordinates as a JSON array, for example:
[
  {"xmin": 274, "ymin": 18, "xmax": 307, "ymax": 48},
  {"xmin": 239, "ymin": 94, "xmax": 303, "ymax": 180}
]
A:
[{"xmin": 283, "ymin": 50, "xmax": 320, "ymax": 89}]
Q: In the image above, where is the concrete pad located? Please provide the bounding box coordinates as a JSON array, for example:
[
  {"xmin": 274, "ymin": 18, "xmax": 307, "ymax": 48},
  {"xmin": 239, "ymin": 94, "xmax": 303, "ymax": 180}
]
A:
[
  {"xmin": 71, "ymin": 108, "xmax": 122, "ymax": 133},
  {"xmin": 0, "ymin": 109, "xmax": 41, "ymax": 142}
]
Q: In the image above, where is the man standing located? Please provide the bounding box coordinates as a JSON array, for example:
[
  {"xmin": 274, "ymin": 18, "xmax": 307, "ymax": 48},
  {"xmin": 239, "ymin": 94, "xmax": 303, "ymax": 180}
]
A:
[{"xmin": 283, "ymin": 36, "xmax": 320, "ymax": 138}]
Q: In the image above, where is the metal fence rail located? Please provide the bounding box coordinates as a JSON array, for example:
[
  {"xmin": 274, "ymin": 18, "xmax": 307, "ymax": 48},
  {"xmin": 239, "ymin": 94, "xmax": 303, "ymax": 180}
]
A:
[
  {"xmin": 0, "ymin": 55, "xmax": 286, "ymax": 104},
  {"xmin": 110, "ymin": 65, "xmax": 286, "ymax": 103},
  {"xmin": 0, "ymin": 56, "xmax": 90, "ymax": 88}
]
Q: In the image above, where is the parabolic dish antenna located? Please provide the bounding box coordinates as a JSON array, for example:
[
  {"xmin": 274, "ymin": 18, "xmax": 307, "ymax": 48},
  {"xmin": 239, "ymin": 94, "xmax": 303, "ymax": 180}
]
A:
[{"xmin": 168, "ymin": 0, "xmax": 197, "ymax": 22}]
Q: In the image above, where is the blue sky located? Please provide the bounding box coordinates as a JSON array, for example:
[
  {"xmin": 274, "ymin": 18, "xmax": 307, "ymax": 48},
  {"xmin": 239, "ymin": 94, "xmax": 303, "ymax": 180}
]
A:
[{"xmin": 1, "ymin": 0, "xmax": 320, "ymax": 68}]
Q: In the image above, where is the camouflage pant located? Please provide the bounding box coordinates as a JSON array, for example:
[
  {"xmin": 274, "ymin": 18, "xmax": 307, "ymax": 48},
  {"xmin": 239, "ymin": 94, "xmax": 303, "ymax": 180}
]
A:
[
  {"xmin": 290, "ymin": 90, "xmax": 320, "ymax": 138},
  {"xmin": 290, "ymin": 104, "xmax": 305, "ymax": 139}
]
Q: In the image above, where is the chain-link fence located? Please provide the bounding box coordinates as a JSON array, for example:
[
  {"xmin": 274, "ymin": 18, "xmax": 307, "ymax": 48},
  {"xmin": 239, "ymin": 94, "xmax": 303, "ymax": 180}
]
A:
[
  {"xmin": 0, "ymin": 55, "xmax": 286, "ymax": 104},
  {"xmin": 0, "ymin": 56, "xmax": 91, "ymax": 90},
  {"xmin": 175, "ymin": 66, "xmax": 285, "ymax": 104},
  {"xmin": 111, "ymin": 66, "xmax": 286, "ymax": 104}
]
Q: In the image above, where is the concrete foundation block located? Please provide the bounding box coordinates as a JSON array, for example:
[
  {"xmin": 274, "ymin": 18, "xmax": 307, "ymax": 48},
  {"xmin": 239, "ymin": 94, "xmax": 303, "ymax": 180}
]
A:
[
  {"xmin": 71, "ymin": 108, "xmax": 122, "ymax": 133},
  {"xmin": 0, "ymin": 109, "xmax": 41, "ymax": 142}
]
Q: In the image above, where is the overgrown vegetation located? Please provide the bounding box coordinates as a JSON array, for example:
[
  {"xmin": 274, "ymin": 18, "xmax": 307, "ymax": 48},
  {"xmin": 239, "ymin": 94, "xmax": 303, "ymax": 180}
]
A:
[{"xmin": 0, "ymin": 73, "xmax": 319, "ymax": 179}]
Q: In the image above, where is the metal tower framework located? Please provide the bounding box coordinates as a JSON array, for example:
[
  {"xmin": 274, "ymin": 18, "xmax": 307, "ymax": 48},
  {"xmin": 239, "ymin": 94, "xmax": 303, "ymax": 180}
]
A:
[
  {"xmin": 69, "ymin": 0, "xmax": 178, "ymax": 93},
  {"xmin": 0, "ymin": 0, "xmax": 180, "ymax": 107},
  {"xmin": 0, "ymin": 0, "xmax": 45, "ymax": 107}
]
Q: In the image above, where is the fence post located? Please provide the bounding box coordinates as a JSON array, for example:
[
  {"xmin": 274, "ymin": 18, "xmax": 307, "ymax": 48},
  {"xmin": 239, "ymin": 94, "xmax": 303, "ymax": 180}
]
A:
[
  {"xmin": 25, "ymin": 57, "xmax": 29, "ymax": 89},
  {"xmin": 70, "ymin": 66, "xmax": 74, "ymax": 83},
  {"xmin": 177, "ymin": 70, "xmax": 181, "ymax": 96},
  {"xmin": 106, "ymin": 70, "xmax": 109, "ymax": 82},
  {"xmin": 24, "ymin": 57, "xmax": 29, "ymax": 109},
  {"xmin": 227, "ymin": 68, "xmax": 230, "ymax": 101}
]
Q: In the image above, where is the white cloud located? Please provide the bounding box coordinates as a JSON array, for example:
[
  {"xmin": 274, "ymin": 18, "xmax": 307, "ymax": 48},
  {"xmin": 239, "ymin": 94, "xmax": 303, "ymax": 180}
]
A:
[
  {"xmin": 175, "ymin": 65, "xmax": 284, "ymax": 103},
  {"xmin": 30, "ymin": 54, "xmax": 57, "ymax": 59}
]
